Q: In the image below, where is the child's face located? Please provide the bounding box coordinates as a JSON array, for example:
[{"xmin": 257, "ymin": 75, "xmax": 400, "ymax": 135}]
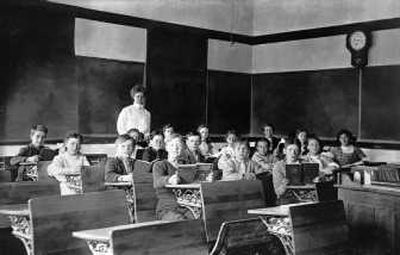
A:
[
  {"xmin": 166, "ymin": 137, "xmax": 184, "ymax": 159},
  {"xmin": 199, "ymin": 127, "xmax": 209, "ymax": 140},
  {"xmin": 235, "ymin": 144, "xmax": 249, "ymax": 160},
  {"xmin": 339, "ymin": 134, "xmax": 350, "ymax": 146},
  {"xmin": 226, "ymin": 134, "xmax": 237, "ymax": 145},
  {"xmin": 117, "ymin": 140, "xmax": 134, "ymax": 157},
  {"xmin": 263, "ymin": 126, "xmax": 273, "ymax": 138},
  {"xmin": 31, "ymin": 130, "xmax": 46, "ymax": 147},
  {"xmin": 186, "ymin": 135, "xmax": 200, "ymax": 152},
  {"xmin": 164, "ymin": 128, "xmax": 174, "ymax": 139},
  {"xmin": 128, "ymin": 131, "xmax": 140, "ymax": 141},
  {"xmin": 65, "ymin": 138, "xmax": 81, "ymax": 156},
  {"xmin": 151, "ymin": 135, "xmax": 164, "ymax": 151},
  {"xmin": 256, "ymin": 141, "xmax": 269, "ymax": 156},
  {"xmin": 285, "ymin": 144, "xmax": 300, "ymax": 163},
  {"xmin": 307, "ymin": 139, "xmax": 320, "ymax": 155},
  {"xmin": 297, "ymin": 131, "xmax": 307, "ymax": 143},
  {"xmin": 133, "ymin": 92, "xmax": 145, "ymax": 105}
]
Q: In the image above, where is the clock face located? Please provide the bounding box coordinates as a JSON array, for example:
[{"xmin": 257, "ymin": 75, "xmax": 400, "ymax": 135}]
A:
[{"xmin": 350, "ymin": 31, "xmax": 367, "ymax": 51}]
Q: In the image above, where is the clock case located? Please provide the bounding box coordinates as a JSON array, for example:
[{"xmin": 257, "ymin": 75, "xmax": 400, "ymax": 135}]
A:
[{"xmin": 346, "ymin": 30, "xmax": 372, "ymax": 68}]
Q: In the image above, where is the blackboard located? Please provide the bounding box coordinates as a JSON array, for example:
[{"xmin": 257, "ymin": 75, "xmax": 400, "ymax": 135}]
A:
[
  {"xmin": 252, "ymin": 68, "xmax": 358, "ymax": 138},
  {"xmin": 77, "ymin": 57, "xmax": 144, "ymax": 134},
  {"xmin": 147, "ymin": 28, "xmax": 207, "ymax": 132},
  {"xmin": 208, "ymin": 71, "xmax": 251, "ymax": 134},
  {"xmin": 361, "ymin": 65, "xmax": 400, "ymax": 141},
  {"xmin": 0, "ymin": 8, "xmax": 77, "ymax": 140}
]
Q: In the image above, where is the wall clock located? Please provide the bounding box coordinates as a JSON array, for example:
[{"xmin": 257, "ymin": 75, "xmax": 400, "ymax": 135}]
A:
[{"xmin": 346, "ymin": 30, "xmax": 372, "ymax": 67}]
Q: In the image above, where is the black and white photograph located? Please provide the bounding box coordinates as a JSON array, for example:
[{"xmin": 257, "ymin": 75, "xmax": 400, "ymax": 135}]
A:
[{"xmin": 0, "ymin": 0, "xmax": 400, "ymax": 254}]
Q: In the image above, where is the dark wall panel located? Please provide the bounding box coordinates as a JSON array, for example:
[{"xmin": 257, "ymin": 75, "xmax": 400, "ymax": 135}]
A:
[
  {"xmin": 362, "ymin": 65, "xmax": 400, "ymax": 140},
  {"xmin": 252, "ymin": 69, "xmax": 358, "ymax": 138},
  {"xmin": 77, "ymin": 57, "xmax": 144, "ymax": 134},
  {"xmin": 208, "ymin": 71, "xmax": 251, "ymax": 134},
  {"xmin": 0, "ymin": 7, "xmax": 77, "ymax": 140},
  {"xmin": 147, "ymin": 28, "xmax": 207, "ymax": 132}
]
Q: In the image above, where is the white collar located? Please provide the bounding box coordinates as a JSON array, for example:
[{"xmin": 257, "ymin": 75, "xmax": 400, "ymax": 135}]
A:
[{"xmin": 132, "ymin": 103, "xmax": 144, "ymax": 109}]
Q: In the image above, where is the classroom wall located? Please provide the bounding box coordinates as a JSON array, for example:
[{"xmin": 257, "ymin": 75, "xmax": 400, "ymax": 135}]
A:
[
  {"xmin": 49, "ymin": 0, "xmax": 254, "ymax": 35},
  {"xmin": 251, "ymin": 28, "xmax": 400, "ymax": 141},
  {"xmin": 0, "ymin": 7, "xmax": 145, "ymax": 140},
  {"xmin": 253, "ymin": 0, "xmax": 400, "ymax": 35}
]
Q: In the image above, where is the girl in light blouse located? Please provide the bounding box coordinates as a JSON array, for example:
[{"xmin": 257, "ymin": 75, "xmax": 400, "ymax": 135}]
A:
[
  {"xmin": 251, "ymin": 138, "xmax": 277, "ymax": 173},
  {"xmin": 331, "ymin": 129, "xmax": 367, "ymax": 167},
  {"xmin": 48, "ymin": 132, "xmax": 90, "ymax": 195},
  {"xmin": 302, "ymin": 136, "xmax": 339, "ymax": 175}
]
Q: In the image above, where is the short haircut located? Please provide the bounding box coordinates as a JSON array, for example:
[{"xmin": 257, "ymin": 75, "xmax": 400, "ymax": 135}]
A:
[
  {"xmin": 115, "ymin": 134, "xmax": 135, "ymax": 145},
  {"xmin": 256, "ymin": 137, "xmax": 271, "ymax": 148},
  {"xmin": 130, "ymin": 84, "xmax": 145, "ymax": 99},
  {"xmin": 127, "ymin": 128, "xmax": 140, "ymax": 134},
  {"xmin": 162, "ymin": 124, "xmax": 174, "ymax": 132},
  {"xmin": 235, "ymin": 139, "xmax": 250, "ymax": 150},
  {"xmin": 30, "ymin": 124, "xmax": 48, "ymax": 136},
  {"xmin": 150, "ymin": 130, "xmax": 164, "ymax": 140},
  {"xmin": 307, "ymin": 135, "xmax": 322, "ymax": 153},
  {"xmin": 166, "ymin": 133, "xmax": 184, "ymax": 146},
  {"xmin": 336, "ymin": 129, "xmax": 356, "ymax": 145},
  {"xmin": 197, "ymin": 124, "xmax": 208, "ymax": 133},
  {"xmin": 185, "ymin": 131, "xmax": 200, "ymax": 140},
  {"xmin": 262, "ymin": 124, "xmax": 274, "ymax": 131},
  {"xmin": 225, "ymin": 129, "xmax": 238, "ymax": 139},
  {"xmin": 64, "ymin": 132, "xmax": 83, "ymax": 144}
]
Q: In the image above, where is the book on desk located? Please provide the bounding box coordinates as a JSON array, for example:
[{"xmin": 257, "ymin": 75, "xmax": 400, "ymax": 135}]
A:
[
  {"xmin": 286, "ymin": 163, "xmax": 319, "ymax": 186},
  {"xmin": 177, "ymin": 163, "xmax": 213, "ymax": 183}
]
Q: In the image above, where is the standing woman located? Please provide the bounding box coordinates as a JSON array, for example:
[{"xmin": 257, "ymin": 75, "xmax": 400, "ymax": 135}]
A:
[
  {"xmin": 197, "ymin": 124, "xmax": 213, "ymax": 158},
  {"xmin": 262, "ymin": 124, "xmax": 280, "ymax": 153},
  {"xmin": 331, "ymin": 129, "xmax": 367, "ymax": 166},
  {"xmin": 295, "ymin": 128, "xmax": 309, "ymax": 156},
  {"xmin": 117, "ymin": 84, "xmax": 151, "ymax": 137}
]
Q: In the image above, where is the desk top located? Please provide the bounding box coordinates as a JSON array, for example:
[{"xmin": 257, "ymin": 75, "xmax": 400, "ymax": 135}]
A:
[
  {"xmin": 248, "ymin": 202, "xmax": 316, "ymax": 217},
  {"xmin": 0, "ymin": 204, "xmax": 29, "ymax": 216},
  {"xmin": 73, "ymin": 220, "xmax": 169, "ymax": 242},
  {"xmin": 338, "ymin": 184, "xmax": 400, "ymax": 197},
  {"xmin": 104, "ymin": 182, "xmax": 132, "ymax": 187},
  {"xmin": 165, "ymin": 183, "xmax": 201, "ymax": 189},
  {"xmin": 286, "ymin": 184, "xmax": 316, "ymax": 189}
]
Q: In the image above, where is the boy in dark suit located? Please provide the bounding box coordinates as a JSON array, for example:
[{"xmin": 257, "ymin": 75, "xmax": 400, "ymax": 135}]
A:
[{"xmin": 10, "ymin": 124, "xmax": 56, "ymax": 181}]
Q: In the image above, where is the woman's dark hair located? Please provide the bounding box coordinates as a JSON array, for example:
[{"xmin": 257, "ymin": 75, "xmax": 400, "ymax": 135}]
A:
[
  {"xmin": 336, "ymin": 129, "xmax": 356, "ymax": 145},
  {"xmin": 130, "ymin": 84, "xmax": 145, "ymax": 99},
  {"xmin": 64, "ymin": 131, "xmax": 83, "ymax": 144},
  {"xmin": 197, "ymin": 124, "xmax": 208, "ymax": 133}
]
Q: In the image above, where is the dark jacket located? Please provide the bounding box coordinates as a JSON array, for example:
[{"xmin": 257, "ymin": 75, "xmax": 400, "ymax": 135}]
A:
[
  {"xmin": 142, "ymin": 147, "xmax": 168, "ymax": 163},
  {"xmin": 105, "ymin": 157, "xmax": 135, "ymax": 182},
  {"xmin": 10, "ymin": 144, "xmax": 56, "ymax": 166},
  {"xmin": 152, "ymin": 160, "xmax": 179, "ymax": 212}
]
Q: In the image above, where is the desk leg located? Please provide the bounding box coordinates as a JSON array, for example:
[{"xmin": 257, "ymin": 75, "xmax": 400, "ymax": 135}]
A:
[
  {"xmin": 9, "ymin": 215, "xmax": 33, "ymax": 255},
  {"xmin": 123, "ymin": 186, "xmax": 136, "ymax": 223},
  {"xmin": 171, "ymin": 188, "xmax": 202, "ymax": 219},
  {"xmin": 286, "ymin": 189, "xmax": 318, "ymax": 202},
  {"xmin": 86, "ymin": 239, "xmax": 111, "ymax": 255},
  {"xmin": 259, "ymin": 216, "xmax": 294, "ymax": 255}
]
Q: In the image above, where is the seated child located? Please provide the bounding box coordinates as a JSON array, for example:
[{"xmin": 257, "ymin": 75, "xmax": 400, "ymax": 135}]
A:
[
  {"xmin": 152, "ymin": 134, "xmax": 194, "ymax": 220},
  {"xmin": 302, "ymin": 136, "xmax": 339, "ymax": 176},
  {"xmin": 184, "ymin": 132, "xmax": 205, "ymax": 164},
  {"xmin": 262, "ymin": 124, "xmax": 280, "ymax": 153},
  {"xmin": 162, "ymin": 124, "xmax": 175, "ymax": 145},
  {"xmin": 217, "ymin": 130, "xmax": 238, "ymax": 162},
  {"xmin": 272, "ymin": 143, "xmax": 302, "ymax": 200},
  {"xmin": 197, "ymin": 124, "xmax": 213, "ymax": 158},
  {"xmin": 251, "ymin": 138, "xmax": 277, "ymax": 173},
  {"xmin": 47, "ymin": 132, "xmax": 90, "ymax": 195},
  {"xmin": 10, "ymin": 124, "xmax": 56, "ymax": 181},
  {"xmin": 105, "ymin": 134, "xmax": 145, "ymax": 183},
  {"xmin": 142, "ymin": 131, "xmax": 168, "ymax": 163},
  {"xmin": 331, "ymin": 129, "xmax": 367, "ymax": 166},
  {"xmin": 218, "ymin": 140, "xmax": 263, "ymax": 181},
  {"xmin": 127, "ymin": 128, "xmax": 147, "ymax": 159}
]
